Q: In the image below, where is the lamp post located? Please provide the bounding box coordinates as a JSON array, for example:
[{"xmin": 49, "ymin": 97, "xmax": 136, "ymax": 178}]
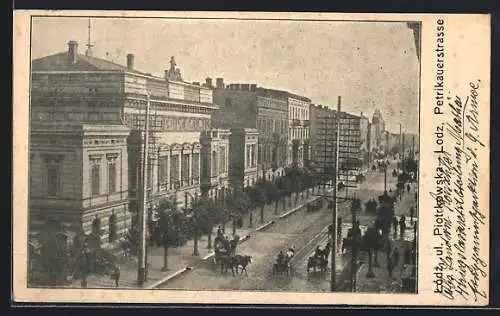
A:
[{"xmin": 137, "ymin": 92, "xmax": 151, "ymax": 286}]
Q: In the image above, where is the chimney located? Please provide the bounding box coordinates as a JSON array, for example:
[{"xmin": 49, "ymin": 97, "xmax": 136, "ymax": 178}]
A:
[
  {"xmin": 67, "ymin": 40, "xmax": 78, "ymax": 64},
  {"xmin": 205, "ymin": 77, "xmax": 213, "ymax": 88},
  {"xmin": 127, "ymin": 54, "xmax": 135, "ymax": 70},
  {"xmin": 216, "ymin": 78, "xmax": 224, "ymax": 89}
]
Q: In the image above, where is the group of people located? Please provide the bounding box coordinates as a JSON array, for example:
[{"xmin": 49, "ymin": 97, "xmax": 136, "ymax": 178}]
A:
[{"xmin": 276, "ymin": 246, "xmax": 295, "ymax": 266}]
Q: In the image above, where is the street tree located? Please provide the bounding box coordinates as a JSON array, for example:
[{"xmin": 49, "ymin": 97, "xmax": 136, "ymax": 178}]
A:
[
  {"xmin": 156, "ymin": 198, "xmax": 188, "ymax": 271},
  {"xmin": 189, "ymin": 196, "xmax": 219, "ymax": 254},
  {"xmin": 226, "ymin": 188, "xmax": 251, "ymax": 235},
  {"xmin": 248, "ymin": 182, "xmax": 268, "ymax": 224},
  {"xmin": 265, "ymin": 180, "xmax": 280, "ymax": 215}
]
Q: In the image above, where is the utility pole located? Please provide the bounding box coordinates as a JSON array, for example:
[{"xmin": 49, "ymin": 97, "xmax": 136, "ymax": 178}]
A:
[
  {"xmin": 330, "ymin": 96, "xmax": 341, "ymax": 292},
  {"xmin": 137, "ymin": 92, "xmax": 151, "ymax": 286}
]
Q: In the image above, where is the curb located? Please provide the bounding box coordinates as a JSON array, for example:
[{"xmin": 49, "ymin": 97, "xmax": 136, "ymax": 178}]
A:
[
  {"xmin": 277, "ymin": 196, "xmax": 321, "ymax": 219},
  {"xmin": 146, "ymin": 266, "xmax": 193, "ymax": 289},
  {"xmin": 149, "ymin": 234, "xmax": 252, "ymax": 288},
  {"xmin": 255, "ymin": 220, "xmax": 276, "ymax": 231}
]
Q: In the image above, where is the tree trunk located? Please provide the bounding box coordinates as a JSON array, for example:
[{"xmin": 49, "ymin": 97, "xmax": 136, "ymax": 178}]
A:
[
  {"xmin": 282, "ymin": 198, "xmax": 286, "ymax": 211},
  {"xmin": 162, "ymin": 243, "xmax": 169, "ymax": 271},
  {"xmin": 232, "ymin": 218, "xmax": 236, "ymax": 235},
  {"xmin": 207, "ymin": 232, "xmax": 212, "ymax": 249},
  {"xmin": 366, "ymin": 249, "xmax": 375, "ymax": 278},
  {"xmin": 260, "ymin": 205, "xmax": 264, "ymax": 223},
  {"xmin": 374, "ymin": 247, "xmax": 380, "ymax": 267},
  {"xmin": 274, "ymin": 200, "xmax": 279, "ymax": 215},
  {"xmin": 193, "ymin": 230, "xmax": 199, "ymax": 256}
]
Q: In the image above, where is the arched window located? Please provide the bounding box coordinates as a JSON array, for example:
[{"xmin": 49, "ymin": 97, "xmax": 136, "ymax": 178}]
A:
[{"xmin": 108, "ymin": 213, "xmax": 117, "ymax": 242}]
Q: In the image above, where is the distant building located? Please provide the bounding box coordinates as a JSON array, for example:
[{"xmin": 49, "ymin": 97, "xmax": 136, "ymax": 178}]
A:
[
  {"xmin": 287, "ymin": 93, "xmax": 311, "ymax": 167},
  {"xmin": 228, "ymin": 128, "xmax": 259, "ymax": 189},
  {"xmin": 30, "ymin": 41, "xmax": 219, "ymax": 247},
  {"xmin": 359, "ymin": 112, "xmax": 370, "ymax": 164},
  {"xmin": 309, "ymin": 104, "xmax": 362, "ymax": 176},
  {"xmin": 212, "ymin": 83, "xmax": 288, "ymax": 181}
]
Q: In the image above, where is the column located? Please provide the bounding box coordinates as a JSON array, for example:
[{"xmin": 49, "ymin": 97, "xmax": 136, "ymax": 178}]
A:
[
  {"xmin": 177, "ymin": 153, "xmax": 181, "ymax": 186},
  {"xmin": 188, "ymin": 153, "xmax": 193, "ymax": 185}
]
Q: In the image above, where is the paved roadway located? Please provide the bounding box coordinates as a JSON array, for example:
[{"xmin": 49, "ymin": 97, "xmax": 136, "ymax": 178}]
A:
[{"xmin": 156, "ymin": 160, "xmax": 401, "ymax": 291}]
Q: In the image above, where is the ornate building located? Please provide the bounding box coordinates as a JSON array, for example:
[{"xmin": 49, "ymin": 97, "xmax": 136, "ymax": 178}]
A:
[
  {"xmin": 29, "ymin": 41, "xmax": 219, "ymax": 247},
  {"xmin": 212, "ymin": 82, "xmax": 288, "ymax": 181},
  {"xmin": 287, "ymin": 93, "xmax": 311, "ymax": 167}
]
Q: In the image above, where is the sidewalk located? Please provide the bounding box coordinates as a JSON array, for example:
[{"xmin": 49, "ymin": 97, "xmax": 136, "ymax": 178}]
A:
[
  {"xmin": 354, "ymin": 185, "xmax": 418, "ymax": 293},
  {"xmin": 68, "ymin": 186, "xmax": 323, "ymax": 288}
]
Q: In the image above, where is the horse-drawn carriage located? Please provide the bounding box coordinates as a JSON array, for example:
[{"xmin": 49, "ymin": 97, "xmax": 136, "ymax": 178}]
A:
[
  {"xmin": 273, "ymin": 247, "xmax": 295, "ymax": 276},
  {"xmin": 307, "ymin": 241, "xmax": 331, "ymax": 274},
  {"xmin": 213, "ymin": 234, "xmax": 241, "ymax": 274}
]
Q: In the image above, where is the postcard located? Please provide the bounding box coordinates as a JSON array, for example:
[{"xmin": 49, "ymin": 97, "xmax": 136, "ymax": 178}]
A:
[{"xmin": 12, "ymin": 10, "xmax": 490, "ymax": 306}]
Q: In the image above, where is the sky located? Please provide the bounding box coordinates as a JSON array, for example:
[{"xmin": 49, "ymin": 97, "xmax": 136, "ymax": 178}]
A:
[{"xmin": 31, "ymin": 17, "xmax": 420, "ymax": 134}]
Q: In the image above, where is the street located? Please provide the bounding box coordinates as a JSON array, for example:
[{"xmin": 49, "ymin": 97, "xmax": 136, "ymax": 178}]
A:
[{"xmin": 156, "ymin": 160, "xmax": 409, "ymax": 291}]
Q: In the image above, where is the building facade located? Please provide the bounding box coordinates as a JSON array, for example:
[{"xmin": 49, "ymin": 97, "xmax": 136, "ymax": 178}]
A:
[
  {"xmin": 309, "ymin": 104, "xmax": 362, "ymax": 178},
  {"xmin": 199, "ymin": 128, "xmax": 231, "ymax": 200},
  {"xmin": 29, "ymin": 41, "xmax": 219, "ymax": 247},
  {"xmin": 212, "ymin": 82, "xmax": 288, "ymax": 181},
  {"xmin": 287, "ymin": 94, "xmax": 311, "ymax": 167},
  {"xmin": 228, "ymin": 128, "xmax": 259, "ymax": 189}
]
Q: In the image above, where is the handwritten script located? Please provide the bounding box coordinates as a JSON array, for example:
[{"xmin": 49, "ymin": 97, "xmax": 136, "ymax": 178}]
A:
[{"xmin": 430, "ymin": 79, "xmax": 487, "ymax": 302}]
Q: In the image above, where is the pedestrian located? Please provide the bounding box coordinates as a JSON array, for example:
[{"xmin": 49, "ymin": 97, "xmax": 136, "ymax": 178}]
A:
[
  {"xmin": 337, "ymin": 217, "xmax": 342, "ymax": 239},
  {"xmin": 399, "ymin": 216, "xmax": 406, "ymax": 238},
  {"xmin": 393, "ymin": 217, "xmax": 398, "ymax": 235},
  {"xmin": 393, "ymin": 247, "xmax": 400, "ymax": 267},
  {"xmin": 407, "ymin": 183, "xmax": 411, "ymax": 193},
  {"xmin": 387, "ymin": 257, "xmax": 394, "ymax": 278},
  {"xmin": 110, "ymin": 266, "xmax": 120, "ymax": 288},
  {"xmin": 217, "ymin": 225, "xmax": 222, "ymax": 238}
]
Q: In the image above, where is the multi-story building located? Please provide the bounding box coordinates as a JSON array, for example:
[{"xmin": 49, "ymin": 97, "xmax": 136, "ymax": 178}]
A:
[
  {"xmin": 29, "ymin": 40, "xmax": 219, "ymax": 247},
  {"xmin": 309, "ymin": 104, "xmax": 362, "ymax": 178},
  {"xmin": 199, "ymin": 128, "xmax": 231, "ymax": 200},
  {"xmin": 228, "ymin": 128, "xmax": 259, "ymax": 189},
  {"xmin": 212, "ymin": 82, "xmax": 288, "ymax": 181},
  {"xmin": 370, "ymin": 108, "xmax": 386, "ymax": 153},
  {"xmin": 287, "ymin": 93, "xmax": 311, "ymax": 167},
  {"xmin": 359, "ymin": 112, "xmax": 370, "ymax": 164}
]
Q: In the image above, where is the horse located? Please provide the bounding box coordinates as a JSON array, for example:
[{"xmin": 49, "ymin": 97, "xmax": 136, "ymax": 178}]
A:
[{"xmin": 229, "ymin": 254, "xmax": 252, "ymax": 276}]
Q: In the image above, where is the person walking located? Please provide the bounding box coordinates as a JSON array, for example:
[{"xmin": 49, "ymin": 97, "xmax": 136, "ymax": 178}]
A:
[
  {"xmin": 110, "ymin": 266, "xmax": 120, "ymax": 288},
  {"xmin": 393, "ymin": 217, "xmax": 398, "ymax": 238},
  {"xmin": 399, "ymin": 215, "xmax": 406, "ymax": 238},
  {"xmin": 387, "ymin": 257, "xmax": 394, "ymax": 278}
]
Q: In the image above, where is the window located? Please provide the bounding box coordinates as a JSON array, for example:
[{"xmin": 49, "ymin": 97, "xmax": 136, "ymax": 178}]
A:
[
  {"xmin": 107, "ymin": 160, "xmax": 117, "ymax": 193},
  {"xmin": 170, "ymin": 154, "xmax": 179, "ymax": 189},
  {"xmin": 192, "ymin": 153, "xmax": 199, "ymax": 183},
  {"xmin": 252, "ymin": 144, "xmax": 257, "ymax": 167},
  {"xmin": 219, "ymin": 147, "xmax": 226, "ymax": 174},
  {"xmin": 47, "ymin": 166, "xmax": 59, "ymax": 197},
  {"xmin": 158, "ymin": 156, "xmax": 168, "ymax": 187},
  {"xmin": 181, "ymin": 154, "xmax": 190, "ymax": 186},
  {"xmin": 246, "ymin": 146, "xmax": 251, "ymax": 168},
  {"xmin": 91, "ymin": 163, "xmax": 100, "ymax": 196},
  {"xmin": 108, "ymin": 213, "xmax": 117, "ymax": 242},
  {"xmin": 211, "ymin": 151, "xmax": 217, "ymax": 177}
]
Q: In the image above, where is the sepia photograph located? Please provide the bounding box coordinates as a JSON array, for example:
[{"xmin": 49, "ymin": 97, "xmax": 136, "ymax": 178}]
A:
[{"xmin": 25, "ymin": 15, "xmax": 421, "ymax": 294}]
